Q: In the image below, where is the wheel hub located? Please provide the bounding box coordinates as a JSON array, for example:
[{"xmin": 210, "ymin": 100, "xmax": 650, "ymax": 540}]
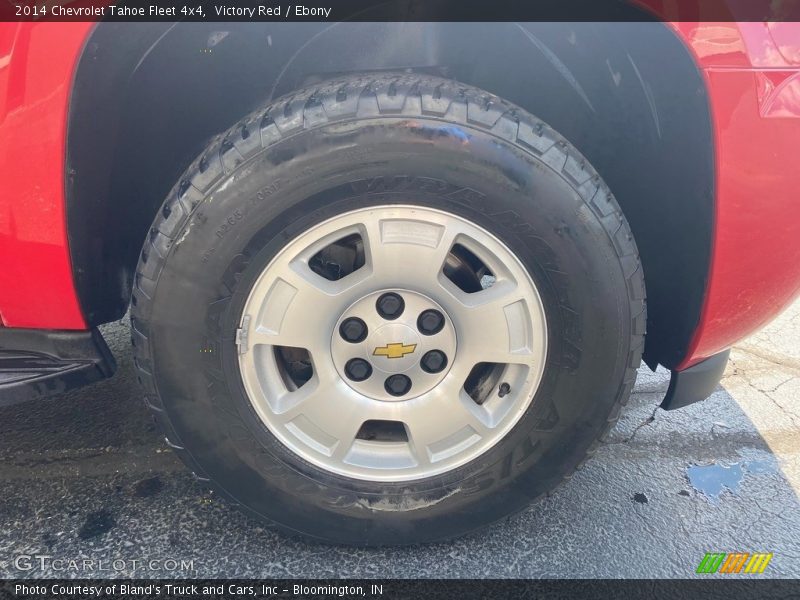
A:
[{"xmin": 331, "ymin": 290, "xmax": 457, "ymax": 402}]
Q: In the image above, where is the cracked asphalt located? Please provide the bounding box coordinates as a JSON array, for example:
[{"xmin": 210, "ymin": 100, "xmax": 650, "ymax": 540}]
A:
[{"xmin": 1, "ymin": 300, "xmax": 799, "ymax": 579}]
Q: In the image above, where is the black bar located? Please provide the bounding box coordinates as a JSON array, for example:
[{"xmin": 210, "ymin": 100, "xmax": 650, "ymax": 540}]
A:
[
  {"xmin": 2, "ymin": 0, "xmax": 799, "ymax": 23},
  {"xmin": 1, "ymin": 579, "xmax": 798, "ymax": 600}
]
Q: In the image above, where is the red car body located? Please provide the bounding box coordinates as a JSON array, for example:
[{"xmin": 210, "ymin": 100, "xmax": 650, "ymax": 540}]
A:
[{"xmin": 1, "ymin": 14, "xmax": 799, "ymax": 401}]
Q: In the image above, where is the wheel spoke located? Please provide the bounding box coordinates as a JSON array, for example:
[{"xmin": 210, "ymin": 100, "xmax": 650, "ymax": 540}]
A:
[
  {"xmin": 246, "ymin": 266, "xmax": 339, "ymax": 356},
  {"xmin": 401, "ymin": 383, "xmax": 492, "ymax": 466},
  {"xmin": 449, "ymin": 282, "xmax": 537, "ymax": 367},
  {"xmin": 361, "ymin": 212, "xmax": 460, "ymax": 290},
  {"xmin": 278, "ymin": 378, "xmax": 365, "ymax": 460}
]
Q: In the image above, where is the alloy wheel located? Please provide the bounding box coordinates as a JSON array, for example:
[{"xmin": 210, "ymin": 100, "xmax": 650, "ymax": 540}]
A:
[{"xmin": 237, "ymin": 205, "xmax": 547, "ymax": 482}]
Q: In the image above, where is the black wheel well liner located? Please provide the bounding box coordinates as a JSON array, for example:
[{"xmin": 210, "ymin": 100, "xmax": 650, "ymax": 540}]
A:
[{"xmin": 66, "ymin": 18, "xmax": 713, "ymax": 369}]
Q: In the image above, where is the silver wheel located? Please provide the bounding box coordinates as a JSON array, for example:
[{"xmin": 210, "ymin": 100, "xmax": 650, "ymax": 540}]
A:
[{"xmin": 237, "ymin": 205, "xmax": 547, "ymax": 482}]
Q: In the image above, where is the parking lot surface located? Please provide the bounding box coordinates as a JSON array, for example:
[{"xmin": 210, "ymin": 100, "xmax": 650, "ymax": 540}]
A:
[{"xmin": 1, "ymin": 301, "xmax": 799, "ymax": 578}]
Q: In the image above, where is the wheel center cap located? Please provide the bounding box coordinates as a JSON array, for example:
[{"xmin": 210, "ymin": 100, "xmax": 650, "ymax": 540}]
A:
[{"xmin": 330, "ymin": 289, "xmax": 457, "ymax": 402}]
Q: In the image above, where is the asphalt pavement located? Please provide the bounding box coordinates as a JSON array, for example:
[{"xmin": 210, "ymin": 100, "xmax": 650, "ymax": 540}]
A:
[{"xmin": 1, "ymin": 301, "xmax": 799, "ymax": 579}]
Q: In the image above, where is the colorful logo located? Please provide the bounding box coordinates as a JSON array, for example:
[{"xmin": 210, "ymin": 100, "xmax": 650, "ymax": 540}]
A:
[
  {"xmin": 696, "ymin": 552, "xmax": 773, "ymax": 574},
  {"xmin": 373, "ymin": 342, "xmax": 417, "ymax": 359}
]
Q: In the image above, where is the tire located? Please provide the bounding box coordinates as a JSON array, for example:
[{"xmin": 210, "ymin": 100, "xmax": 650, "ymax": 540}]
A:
[{"xmin": 131, "ymin": 73, "xmax": 645, "ymax": 545}]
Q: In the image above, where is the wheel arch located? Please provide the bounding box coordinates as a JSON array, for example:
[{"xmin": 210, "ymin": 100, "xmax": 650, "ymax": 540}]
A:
[{"xmin": 66, "ymin": 18, "xmax": 713, "ymax": 369}]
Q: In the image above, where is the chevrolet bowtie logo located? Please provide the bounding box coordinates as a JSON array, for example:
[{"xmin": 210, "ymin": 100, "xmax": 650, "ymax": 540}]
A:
[{"xmin": 373, "ymin": 342, "xmax": 417, "ymax": 359}]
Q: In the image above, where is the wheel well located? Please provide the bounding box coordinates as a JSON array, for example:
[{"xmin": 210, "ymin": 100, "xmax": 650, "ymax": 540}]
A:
[{"xmin": 67, "ymin": 17, "xmax": 713, "ymax": 369}]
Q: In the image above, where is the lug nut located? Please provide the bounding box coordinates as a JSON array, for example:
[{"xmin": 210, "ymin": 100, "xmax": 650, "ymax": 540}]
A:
[
  {"xmin": 376, "ymin": 292, "xmax": 405, "ymax": 320},
  {"xmin": 420, "ymin": 350, "xmax": 448, "ymax": 374},
  {"xmin": 345, "ymin": 358, "xmax": 372, "ymax": 382},
  {"xmin": 339, "ymin": 317, "xmax": 368, "ymax": 343},
  {"xmin": 417, "ymin": 309, "xmax": 445, "ymax": 335},
  {"xmin": 384, "ymin": 374, "xmax": 412, "ymax": 397}
]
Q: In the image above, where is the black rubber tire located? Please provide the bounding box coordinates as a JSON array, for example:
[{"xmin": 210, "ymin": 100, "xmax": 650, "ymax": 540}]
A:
[{"xmin": 130, "ymin": 73, "xmax": 646, "ymax": 545}]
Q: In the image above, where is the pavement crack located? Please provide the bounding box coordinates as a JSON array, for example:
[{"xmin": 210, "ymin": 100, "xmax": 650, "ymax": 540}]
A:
[
  {"xmin": 766, "ymin": 377, "xmax": 794, "ymax": 394},
  {"xmin": 623, "ymin": 405, "xmax": 660, "ymax": 444},
  {"xmin": 733, "ymin": 344, "xmax": 800, "ymax": 375},
  {"xmin": 744, "ymin": 380, "xmax": 800, "ymax": 426}
]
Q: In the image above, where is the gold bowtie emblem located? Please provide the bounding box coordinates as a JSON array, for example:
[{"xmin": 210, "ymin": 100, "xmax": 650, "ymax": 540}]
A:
[{"xmin": 373, "ymin": 342, "xmax": 417, "ymax": 359}]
